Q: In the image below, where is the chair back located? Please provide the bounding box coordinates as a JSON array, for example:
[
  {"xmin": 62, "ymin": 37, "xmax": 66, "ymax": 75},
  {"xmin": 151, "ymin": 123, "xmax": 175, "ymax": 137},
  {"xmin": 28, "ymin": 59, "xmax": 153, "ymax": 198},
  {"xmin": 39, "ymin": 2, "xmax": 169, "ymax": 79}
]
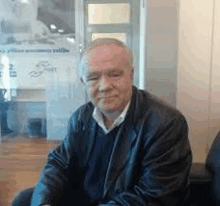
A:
[
  {"xmin": 205, "ymin": 130, "xmax": 220, "ymax": 205},
  {"xmin": 206, "ymin": 130, "xmax": 220, "ymax": 173}
]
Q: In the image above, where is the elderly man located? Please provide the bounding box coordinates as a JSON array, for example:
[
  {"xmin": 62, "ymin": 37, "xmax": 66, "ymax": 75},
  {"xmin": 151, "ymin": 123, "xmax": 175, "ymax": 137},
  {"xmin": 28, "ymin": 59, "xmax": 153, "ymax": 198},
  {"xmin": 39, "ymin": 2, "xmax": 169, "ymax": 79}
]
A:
[{"xmin": 12, "ymin": 38, "xmax": 192, "ymax": 206}]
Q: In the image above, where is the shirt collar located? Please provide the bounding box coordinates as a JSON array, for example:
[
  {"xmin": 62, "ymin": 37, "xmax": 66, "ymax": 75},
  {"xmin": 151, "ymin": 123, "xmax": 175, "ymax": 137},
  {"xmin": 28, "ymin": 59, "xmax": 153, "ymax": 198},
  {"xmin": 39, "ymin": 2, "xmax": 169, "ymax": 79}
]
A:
[{"xmin": 92, "ymin": 101, "xmax": 131, "ymax": 134}]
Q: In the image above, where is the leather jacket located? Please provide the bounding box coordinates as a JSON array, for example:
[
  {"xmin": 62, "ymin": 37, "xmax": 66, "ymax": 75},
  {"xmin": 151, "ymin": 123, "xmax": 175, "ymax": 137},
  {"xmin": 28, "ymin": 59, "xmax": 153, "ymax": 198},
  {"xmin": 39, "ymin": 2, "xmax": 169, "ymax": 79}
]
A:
[{"xmin": 31, "ymin": 86, "xmax": 192, "ymax": 206}]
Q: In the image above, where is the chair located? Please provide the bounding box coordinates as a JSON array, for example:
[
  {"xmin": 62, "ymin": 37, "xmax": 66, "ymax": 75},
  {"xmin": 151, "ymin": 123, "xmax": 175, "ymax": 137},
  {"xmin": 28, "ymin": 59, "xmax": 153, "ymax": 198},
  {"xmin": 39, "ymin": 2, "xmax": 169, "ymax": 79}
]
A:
[{"xmin": 189, "ymin": 130, "xmax": 220, "ymax": 205}]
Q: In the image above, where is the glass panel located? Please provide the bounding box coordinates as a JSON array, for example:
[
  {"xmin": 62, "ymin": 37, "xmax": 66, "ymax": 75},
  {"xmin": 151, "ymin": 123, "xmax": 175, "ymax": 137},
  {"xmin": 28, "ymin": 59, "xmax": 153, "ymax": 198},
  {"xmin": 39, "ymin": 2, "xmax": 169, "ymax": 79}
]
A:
[
  {"xmin": 88, "ymin": 3, "xmax": 130, "ymax": 24},
  {"xmin": 92, "ymin": 33, "xmax": 127, "ymax": 43},
  {"xmin": 0, "ymin": 0, "xmax": 78, "ymax": 139},
  {"xmin": 0, "ymin": 55, "xmax": 86, "ymax": 140}
]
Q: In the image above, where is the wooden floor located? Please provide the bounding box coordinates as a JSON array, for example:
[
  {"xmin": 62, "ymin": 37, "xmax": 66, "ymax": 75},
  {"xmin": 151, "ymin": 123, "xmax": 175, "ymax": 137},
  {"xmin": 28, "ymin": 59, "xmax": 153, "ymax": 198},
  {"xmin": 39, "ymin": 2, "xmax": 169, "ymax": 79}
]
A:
[{"xmin": 0, "ymin": 133, "xmax": 61, "ymax": 206}]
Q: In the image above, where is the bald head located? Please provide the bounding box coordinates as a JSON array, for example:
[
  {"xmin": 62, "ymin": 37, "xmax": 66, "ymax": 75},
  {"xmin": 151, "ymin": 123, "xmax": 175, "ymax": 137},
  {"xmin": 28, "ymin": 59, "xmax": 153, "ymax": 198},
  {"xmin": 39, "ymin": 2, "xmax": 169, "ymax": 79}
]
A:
[{"xmin": 78, "ymin": 38, "xmax": 134, "ymax": 79}]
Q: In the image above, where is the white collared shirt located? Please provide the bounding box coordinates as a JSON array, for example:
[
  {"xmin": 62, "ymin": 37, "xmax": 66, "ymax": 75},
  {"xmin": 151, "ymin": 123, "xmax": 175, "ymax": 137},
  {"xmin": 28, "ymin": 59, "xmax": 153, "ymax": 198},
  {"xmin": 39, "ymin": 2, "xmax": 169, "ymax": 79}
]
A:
[{"xmin": 92, "ymin": 101, "xmax": 131, "ymax": 134}]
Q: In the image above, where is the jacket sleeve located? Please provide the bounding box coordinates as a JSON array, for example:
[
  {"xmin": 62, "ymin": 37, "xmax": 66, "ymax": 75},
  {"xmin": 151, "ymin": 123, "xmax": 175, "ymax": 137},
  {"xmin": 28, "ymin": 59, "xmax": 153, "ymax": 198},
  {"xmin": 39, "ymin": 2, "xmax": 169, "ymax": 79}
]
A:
[
  {"xmin": 30, "ymin": 110, "xmax": 82, "ymax": 206},
  {"xmin": 98, "ymin": 114, "xmax": 192, "ymax": 206}
]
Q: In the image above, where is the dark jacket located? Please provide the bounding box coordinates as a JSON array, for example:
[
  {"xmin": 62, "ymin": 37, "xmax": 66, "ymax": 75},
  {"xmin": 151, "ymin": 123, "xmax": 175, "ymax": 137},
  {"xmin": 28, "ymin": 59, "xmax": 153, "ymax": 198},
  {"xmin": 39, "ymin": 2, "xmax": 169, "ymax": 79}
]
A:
[{"xmin": 31, "ymin": 86, "xmax": 192, "ymax": 206}]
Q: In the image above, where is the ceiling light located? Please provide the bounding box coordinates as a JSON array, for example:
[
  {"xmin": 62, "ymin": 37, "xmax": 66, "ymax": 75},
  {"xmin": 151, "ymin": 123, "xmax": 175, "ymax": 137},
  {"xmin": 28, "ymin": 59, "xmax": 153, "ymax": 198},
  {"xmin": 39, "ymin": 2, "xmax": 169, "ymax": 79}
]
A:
[
  {"xmin": 58, "ymin": 29, "xmax": 64, "ymax": 33},
  {"xmin": 50, "ymin": 24, "xmax": 57, "ymax": 30}
]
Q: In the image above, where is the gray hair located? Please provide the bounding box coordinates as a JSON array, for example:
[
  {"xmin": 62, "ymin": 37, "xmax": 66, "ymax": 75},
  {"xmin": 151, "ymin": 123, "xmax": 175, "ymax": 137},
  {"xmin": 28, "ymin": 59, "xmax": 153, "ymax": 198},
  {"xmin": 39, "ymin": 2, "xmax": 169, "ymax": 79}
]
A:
[{"xmin": 78, "ymin": 38, "xmax": 134, "ymax": 79}]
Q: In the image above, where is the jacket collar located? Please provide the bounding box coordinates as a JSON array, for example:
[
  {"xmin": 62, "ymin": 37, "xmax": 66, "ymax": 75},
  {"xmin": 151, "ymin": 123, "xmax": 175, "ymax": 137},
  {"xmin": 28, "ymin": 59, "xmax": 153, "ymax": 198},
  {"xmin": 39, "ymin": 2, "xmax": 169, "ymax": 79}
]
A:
[
  {"xmin": 92, "ymin": 100, "xmax": 131, "ymax": 134},
  {"xmin": 80, "ymin": 86, "xmax": 141, "ymax": 131}
]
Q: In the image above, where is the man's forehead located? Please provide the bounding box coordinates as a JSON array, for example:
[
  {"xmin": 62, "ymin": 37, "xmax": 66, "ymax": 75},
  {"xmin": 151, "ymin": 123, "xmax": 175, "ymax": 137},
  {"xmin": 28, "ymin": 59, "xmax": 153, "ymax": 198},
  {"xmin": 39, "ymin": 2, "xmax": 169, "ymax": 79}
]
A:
[{"xmin": 88, "ymin": 45, "xmax": 129, "ymax": 61}]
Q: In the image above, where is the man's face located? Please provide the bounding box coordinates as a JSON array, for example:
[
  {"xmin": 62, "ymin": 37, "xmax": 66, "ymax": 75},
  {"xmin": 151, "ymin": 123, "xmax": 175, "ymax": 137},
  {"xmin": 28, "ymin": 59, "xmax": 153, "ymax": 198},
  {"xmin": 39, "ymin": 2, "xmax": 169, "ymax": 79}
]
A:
[{"xmin": 82, "ymin": 45, "xmax": 133, "ymax": 114}]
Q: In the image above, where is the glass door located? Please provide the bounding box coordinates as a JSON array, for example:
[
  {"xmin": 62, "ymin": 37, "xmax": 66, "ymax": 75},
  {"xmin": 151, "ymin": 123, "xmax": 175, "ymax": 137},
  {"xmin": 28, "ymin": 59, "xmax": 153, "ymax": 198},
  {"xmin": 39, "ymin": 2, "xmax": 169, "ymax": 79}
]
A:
[
  {"xmin": 76, "ymin": 0, "xmax": 140, "ymax": 87},
  {"xmin": 85, "ymin": 1, "xmax": 132, "ymax": 45}
]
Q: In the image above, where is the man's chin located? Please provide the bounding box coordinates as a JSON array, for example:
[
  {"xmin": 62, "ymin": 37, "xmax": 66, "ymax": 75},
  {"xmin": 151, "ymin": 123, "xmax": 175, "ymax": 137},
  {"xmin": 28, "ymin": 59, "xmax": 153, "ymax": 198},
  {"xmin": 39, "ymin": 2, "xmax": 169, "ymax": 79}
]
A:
[
  {"xmin": 100, "ymin": 107, "xmax": 116, "ymax": 114},
  {"xmin": 98, "ymin": 104, "xmax": 122, "ymax": 114}
]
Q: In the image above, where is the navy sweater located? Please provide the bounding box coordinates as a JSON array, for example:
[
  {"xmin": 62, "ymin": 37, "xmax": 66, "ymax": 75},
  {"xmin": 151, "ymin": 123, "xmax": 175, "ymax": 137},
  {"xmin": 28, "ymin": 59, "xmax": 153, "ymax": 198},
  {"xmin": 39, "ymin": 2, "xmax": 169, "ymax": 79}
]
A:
[{"xmin": 83, "ymin": 123, "xmax": 121, "ymax": 205}]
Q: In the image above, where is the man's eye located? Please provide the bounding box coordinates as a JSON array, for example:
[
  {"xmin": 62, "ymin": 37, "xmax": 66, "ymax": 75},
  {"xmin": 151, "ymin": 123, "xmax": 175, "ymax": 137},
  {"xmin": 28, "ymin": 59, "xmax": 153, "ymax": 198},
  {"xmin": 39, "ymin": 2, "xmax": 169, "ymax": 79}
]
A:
[
  {"xmin": 110, "ymin": 72, "xmax": 122, "ymax": 77},
  {"xmin": 86, "ymin": 76, "xmax": 98, "ymax": 81}
]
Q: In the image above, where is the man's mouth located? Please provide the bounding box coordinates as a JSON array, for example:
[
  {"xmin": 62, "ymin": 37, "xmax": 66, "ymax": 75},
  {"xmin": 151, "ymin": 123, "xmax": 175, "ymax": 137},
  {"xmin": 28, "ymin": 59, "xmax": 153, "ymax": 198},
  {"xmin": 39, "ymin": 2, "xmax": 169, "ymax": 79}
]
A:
[{"xmin": 99, "ymin": 95, "xmax": 116, "ymax": 100}]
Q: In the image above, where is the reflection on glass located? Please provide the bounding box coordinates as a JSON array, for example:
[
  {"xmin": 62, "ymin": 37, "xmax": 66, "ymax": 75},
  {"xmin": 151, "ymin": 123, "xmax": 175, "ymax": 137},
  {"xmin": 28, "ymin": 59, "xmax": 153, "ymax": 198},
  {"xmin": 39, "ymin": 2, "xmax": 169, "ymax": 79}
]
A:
[
  {"xmin": 0, "ymin": 0, "xmax": 75, "ymax": 45},
  {"xmin": 88, "ymin": 4, "xmax": 130, "ymax": 24},
  {"xmin": 92, "ymin": 33, "xmax": 127, "ymax": 43}
]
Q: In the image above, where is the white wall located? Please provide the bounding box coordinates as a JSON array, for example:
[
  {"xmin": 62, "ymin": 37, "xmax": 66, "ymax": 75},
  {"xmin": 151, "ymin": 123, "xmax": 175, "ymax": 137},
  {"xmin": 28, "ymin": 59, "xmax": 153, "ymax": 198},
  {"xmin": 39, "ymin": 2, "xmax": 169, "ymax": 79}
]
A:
[
  {"xmin": 177, "ymin": 0, "xmax": 220, "ymax": 162},
  {"xmin": 207, "ymin": 0, "xmax": 220, "ymax": 151}
]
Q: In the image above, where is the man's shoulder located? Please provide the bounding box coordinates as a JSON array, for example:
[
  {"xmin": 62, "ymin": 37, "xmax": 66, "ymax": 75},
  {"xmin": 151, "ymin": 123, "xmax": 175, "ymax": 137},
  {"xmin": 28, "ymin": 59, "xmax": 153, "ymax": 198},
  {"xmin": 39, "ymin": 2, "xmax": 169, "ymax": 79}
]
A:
[
  {"xmin": 69, "ymin": 101, "xmax": 94, "ymax": 122},
  {"xmin": 135, "ymin": 88, "xmax": 185, "ymax": 122},
  {"xmin": 133, "ymin": 88, "xmax": 188, "ymax": 138}
]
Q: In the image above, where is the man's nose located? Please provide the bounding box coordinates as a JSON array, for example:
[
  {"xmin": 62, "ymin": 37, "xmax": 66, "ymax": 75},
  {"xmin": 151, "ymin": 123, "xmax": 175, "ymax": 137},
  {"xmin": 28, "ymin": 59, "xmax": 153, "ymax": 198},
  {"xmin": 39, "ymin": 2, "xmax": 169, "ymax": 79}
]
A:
[{"xmin": 98, "ymin": 76, "xmax": 112, "ymax": 91}]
